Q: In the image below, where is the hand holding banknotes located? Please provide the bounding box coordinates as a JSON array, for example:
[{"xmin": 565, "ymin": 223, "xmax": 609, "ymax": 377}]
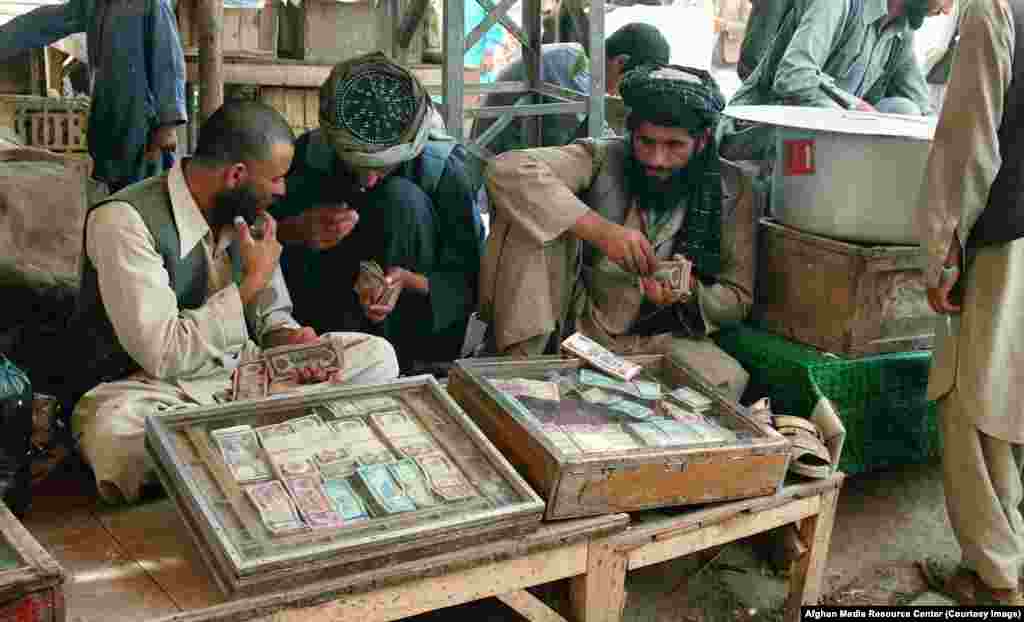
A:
[
  {"xmin": 572, "ymin": 212, "xmax": 656, "ymax": 275},
  {"xmin": 361, "ymin": 266, "xmax": 406, "ymax": 323}
]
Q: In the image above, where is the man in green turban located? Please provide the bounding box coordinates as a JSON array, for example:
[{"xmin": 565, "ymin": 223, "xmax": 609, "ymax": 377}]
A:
[
  {"xmin": 272, "ymin": 52, "xmax": 485, "ymax": 373},
  {"xmin": 481, "ymin": 64, "xmax": 757, "ymax": 401}
]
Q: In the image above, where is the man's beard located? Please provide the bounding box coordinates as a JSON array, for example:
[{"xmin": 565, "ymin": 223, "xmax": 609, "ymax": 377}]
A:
[
  {"xmin": 211, "ymin": 183, "xmax": 266, "ymax": 230},
  {"xmin": 905, "ymin": 1, "xmax": 930, "ymax": 29},
  {"xmin": 626, "ymin": 152, "xmax": 688, "ymax": 216}
]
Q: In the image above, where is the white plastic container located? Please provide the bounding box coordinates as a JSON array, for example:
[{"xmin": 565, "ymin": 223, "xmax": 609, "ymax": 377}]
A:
[{"xmin": 724, "ymin": 105, "xmax": 937, "ymax": 245}]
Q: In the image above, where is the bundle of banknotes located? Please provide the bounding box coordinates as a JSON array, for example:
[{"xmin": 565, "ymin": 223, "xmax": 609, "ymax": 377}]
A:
[
  {"xmin": 354, "ymin": 260, "xmax": 401, "ymax": 308},
  {"xmin": 561, "ymin": 332, "xmax": 642, "ymax": 381},
  {"xmin": 651, "ymin": 254, "xmax": 693, "ymax": 299},
  {"xmin": 230, "ymin": 338, "xmax": 345, "ymax": 401}
]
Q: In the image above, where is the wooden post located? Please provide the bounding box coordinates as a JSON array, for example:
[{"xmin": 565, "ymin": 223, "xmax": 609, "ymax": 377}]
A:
[{"xmin": 198, "ymin": 0, "xmax": 224, "ymax": 123}]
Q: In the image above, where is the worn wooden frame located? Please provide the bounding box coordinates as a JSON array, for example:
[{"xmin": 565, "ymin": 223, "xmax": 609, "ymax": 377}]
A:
[
  {"xmin": 145, "ymin": 375, "xmax": 545, "ymax": 598},
  {"xmin": 0, "ymin": 502, "xmax": 66, "ymax": 621},
  {"xmin": 448, "ymin": 355, "xmax": 791, "ymax": 520}
]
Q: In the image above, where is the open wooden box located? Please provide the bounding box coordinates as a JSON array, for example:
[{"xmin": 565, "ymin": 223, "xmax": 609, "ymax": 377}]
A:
[
  {"xmin": 145, "ymin": 375, "xmax": 544, "ymax": 598},
  {"xmin": 448, "ymin": 355, "xmax": 791, "ymax": 520}
]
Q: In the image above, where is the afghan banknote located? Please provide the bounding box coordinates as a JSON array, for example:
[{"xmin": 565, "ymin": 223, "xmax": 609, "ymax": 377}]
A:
[
  {"xmin": 563, "ymin": 424, "xmax": 640, "ymax": 453},
  {"xmin": 561, "ymin": 332, "xmax": 642, "ymax": 381},
  {"xmin": 263, "ymin": 339, "xmax": 344, "ymax": 382},
  {"xmin": 284, "ymin": 475, "xmax": 344, "ymax": 529},
  {"xmin": 540, "ymin": 424, "xmax": 582, "ymax": 455},
  {"xmin": 608, "ymin": 400, "xmax": 655, "ymax": 421},
  {"xmin": 322, "ymin": 478, "xmax": 369, "ymax": 521},
  {"xmin": 653, "ymin": 420, "xmax": 707, "ymax": 445},
  {"xmin": 387, "ymin": 459, "xmax": 440, "ymax": 508},
  {"xmin": 329, "ymin": 418, "xmax": 378, "ymax": 443},
  {"xmin": 627, "ymin": 422, "xmax": 672, "ymax": 447},
  {"xmin": 459, "ymin": 456, "xmax": 519, "ymax": 504},
  {"xmin": 579, "ymin": 387, "xmax": 624, "ymax": 406},
  {"xmin": 271, "ymin": 454, "xmax": 319, "ymax": 480},
  {"xmin": 357, "ymin": 464, "xmax": 417, "ymax": 514},
  {"xmin": 656, "ymin": 400, "xmax": 711, "ymax": 425},
  {"xmin": 232, "ymin": 361, "xmax": 268, "ymax": 402},
  {"xmin": 244, "ymin": 481, "xmax": 305, "ymax": 534},
  {"xmin": 415, "ymin": 452, "xmax": 465, "ymax": 489},
  {"xmin": 255, "ymin": 423, "xmax": 300, "ymax": 454},
  {"xmin": 325, "ymin": 400, "xmax": 363, "ymax": 419},
  {"xmin": 652, "ymin": 254, "xmax": 693, "ymax": 298},
  {"xmin": 211, "ymin": 425, "xmax": 272, "ymax": 483},
  {"xmin": 579, "ymin": 369, "xmax": 640, "ymax": 397},
  {"xmin": 369, "ymin": 410, "xmax": 423, "ymax": 438},
  {"xmin": 487, "ymin": 378, "xmax": 561, "ymax": 402},
  {"xmin": 355, "ymin": 260, "xmax": 401, "ymax": 307},
  {"xmin": 668, "ymin": 387, "xmax": 713, "ymax": 411}
]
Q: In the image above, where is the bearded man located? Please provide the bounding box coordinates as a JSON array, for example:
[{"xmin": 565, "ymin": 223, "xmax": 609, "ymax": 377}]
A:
[
  {"xmin": 68, "ymin": 101, "xmax": 399, "ymax": 504},
  {"xmin": 721, "ymin": 0, "xmax": 951, "ymax": 161},
  {"xmin": 481, "ymin": 65, "xmax": 756, "ymax": 401}
]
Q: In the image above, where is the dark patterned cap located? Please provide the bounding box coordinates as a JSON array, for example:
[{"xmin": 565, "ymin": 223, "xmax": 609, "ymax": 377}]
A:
[
  {"xmin": 320, "ymin": 52, "xmax": 432, "ymax": 168},
  {"xmin": 619, "ymin": 64, "xmax": 725, "ymax": 133}
]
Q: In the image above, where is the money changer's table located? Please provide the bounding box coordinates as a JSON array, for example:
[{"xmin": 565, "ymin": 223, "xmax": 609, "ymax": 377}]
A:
[{"xmin": 570, "ymin": 473, "xmax": 845, "ymax": 622}]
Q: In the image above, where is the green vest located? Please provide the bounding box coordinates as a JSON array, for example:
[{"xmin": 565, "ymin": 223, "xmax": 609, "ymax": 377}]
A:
[{"xmin": 69, "ymin": 175, "xmax": 236, "ymax": 395}]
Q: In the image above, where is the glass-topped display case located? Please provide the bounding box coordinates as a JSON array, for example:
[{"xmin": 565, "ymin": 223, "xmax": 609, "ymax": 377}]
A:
[
  {"xmin": 145, "ymin": 375, "xmax": 544, "ymax": 598},
  {"xmin": 448, "ymin": 355, "xmax": 791, "ymax": 520}
]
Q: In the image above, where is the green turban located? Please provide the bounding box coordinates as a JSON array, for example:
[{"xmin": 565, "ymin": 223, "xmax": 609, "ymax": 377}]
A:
[
  {"xmin": 619, "ymin": 64, "xmax": 726, "ymax": 134},
  {"xmin": 319, "ymin": 51, "xmax": 433, "ymax": 169}
]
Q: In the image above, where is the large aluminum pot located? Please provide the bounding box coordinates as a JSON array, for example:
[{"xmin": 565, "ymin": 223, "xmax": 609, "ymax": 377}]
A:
[{"xmin": 724, "ymin": 105, "xmax": 937, "ymax": 245}]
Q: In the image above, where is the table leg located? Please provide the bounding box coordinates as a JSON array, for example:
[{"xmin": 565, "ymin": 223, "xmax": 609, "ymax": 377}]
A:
[
  {"xmin": 569, "ymin": 540, "xmax": 627, "ymax": 622},
  {"xmin": 784, "ymin": 486, "xmax": 840, "ymax": 620},
  {"xmin": 498, "ymin": 589, "xmax": 569, "ymax": 622}
]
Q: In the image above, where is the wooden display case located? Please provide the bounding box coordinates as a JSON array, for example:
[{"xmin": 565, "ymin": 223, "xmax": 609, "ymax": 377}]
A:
[
  {"xmin": 755, "ymin": 218, "xmax": 939, "ymax": 357},
  {"xmin": 448, "ymin": 355, "xmax": 791, "ymax": 520},
  {"xmin": 0, "ymin": 503, "xmax": 65, "ymax": 621},
  {"xmin": 145, "ymin": 375, "xmax": 544, "ymax": 598}
]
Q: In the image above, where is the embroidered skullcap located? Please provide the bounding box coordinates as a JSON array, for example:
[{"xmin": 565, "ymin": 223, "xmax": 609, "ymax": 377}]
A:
[
  {"xmin": 619, "ymin": 64, "xmax": 726, "ymax": 133},
  {"xmin": 320, "ymin": 51, "xmax": 432, "ymax": 168}
]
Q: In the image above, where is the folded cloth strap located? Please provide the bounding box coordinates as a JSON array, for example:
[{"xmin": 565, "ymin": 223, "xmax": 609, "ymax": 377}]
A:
[{"xmin": 773, "ymin": 415, "xmax": 833, "ymax": 479}]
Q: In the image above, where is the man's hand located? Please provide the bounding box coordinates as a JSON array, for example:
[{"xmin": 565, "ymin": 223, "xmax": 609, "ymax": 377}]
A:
[
  {"xmin": 641, "ymin": 277, "xmax": 685, "ymax": 306},
  {"xmin": 573, "ymin": 212, "xmax": 656, "ymax": 275},
  {"xmin": 263, "ymin": 326, "xmax": 318, "ymax": 348},
  {"xmin": 237, "ymin": 211, "xmax": 283, "ymax": 305},
  {"xmin": 600, "ymin": 223, "xmax": 657, "ymax": 275},
  {"xmin": 282, "ymin": 205, "xmax": 359, "ymax": 250},
  {"xmin": 927, "ymin": 236, "xmax": 963, "ymax": 315},
  {"xmin": 145, "ymin": 125, "xmax": 178, "ymax": 161},
  {"xmin": 361, "ymin": 267, "xmax": 408, "ymax": 323}
]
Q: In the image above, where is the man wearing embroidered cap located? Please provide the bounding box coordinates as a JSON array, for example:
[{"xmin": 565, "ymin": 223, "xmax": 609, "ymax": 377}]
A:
[
  {"xmin": 481, "ymin": 64, "xmax": 756, "ymax": 400},
  {"xmin": 273, "ymin": 52, "xmax": 485, "ymax": 373}
]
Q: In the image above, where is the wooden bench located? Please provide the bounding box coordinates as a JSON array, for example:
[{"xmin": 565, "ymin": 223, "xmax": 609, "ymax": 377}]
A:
[{"xmin": 569, "ymin": 474, "xmax": 845, "ymax": 622}]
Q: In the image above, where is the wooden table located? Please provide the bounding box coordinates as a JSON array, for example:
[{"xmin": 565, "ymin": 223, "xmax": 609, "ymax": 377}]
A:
[
  {"xmin": 34, "ymin": 491, "xmax": 626, "ymax": 622},
  {"xmin": 568, "ymin": 473, "xmax": 845, "ymax": 622}
]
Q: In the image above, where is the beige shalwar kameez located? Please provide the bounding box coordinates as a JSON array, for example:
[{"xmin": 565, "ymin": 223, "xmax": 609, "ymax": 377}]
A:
[
  {"xmin": 481, "ymin": 139, "xmax": 757, "ymax": 401},
  {"xmin": 917, "ymin": 0, "xmax": 1024, "ymax": 590},
  {"xmin": 73, "ymin": 161, "xmax": 399, "ymax": 504}
]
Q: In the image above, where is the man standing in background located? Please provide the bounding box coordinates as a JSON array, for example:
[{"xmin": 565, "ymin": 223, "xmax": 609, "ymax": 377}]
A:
[
  {"xmin": 919, "ymin": 0, "xmax": 1024, "ymax": 606},
  {"xmin": 0, "ymin": 0, "xmax": 187, "ymax": 193}
]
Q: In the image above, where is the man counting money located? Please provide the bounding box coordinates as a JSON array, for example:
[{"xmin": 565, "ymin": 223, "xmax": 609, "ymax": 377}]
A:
[
  {"xmin": 481, "ymin": 65, "xmax": 756, "ymax": 401},
  {"xmin": 68, "ymin": 101, "xmax": 399, "ymax": 505}
]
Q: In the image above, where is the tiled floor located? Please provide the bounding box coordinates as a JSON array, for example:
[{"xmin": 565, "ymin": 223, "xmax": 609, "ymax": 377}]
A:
[{"xmin": 22, "ymin": 461, "xmax": 223, "ymax": 621}]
